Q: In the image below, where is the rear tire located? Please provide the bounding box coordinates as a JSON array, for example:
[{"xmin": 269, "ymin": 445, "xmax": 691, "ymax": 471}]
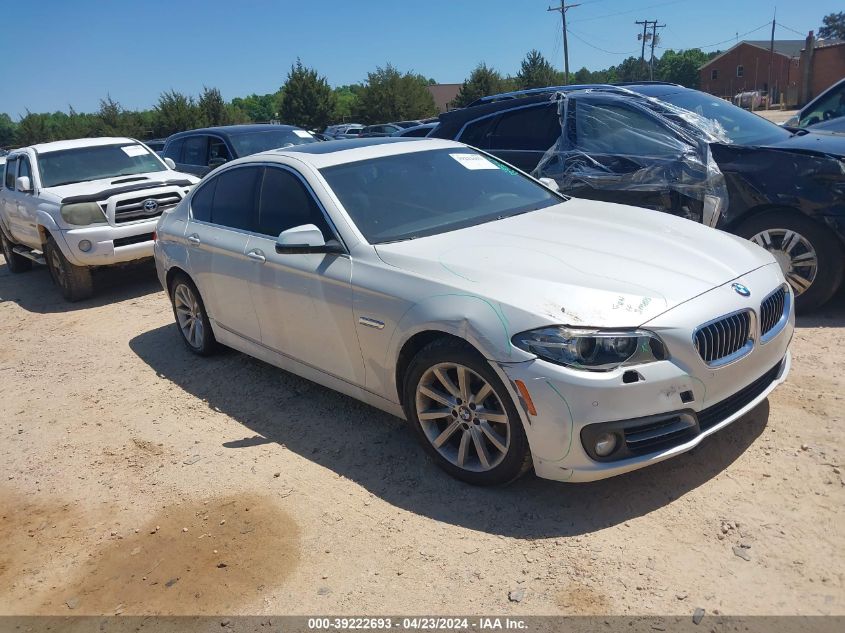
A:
[
  {"xmin": 169, "ymin": 273, "xmax": 217, "ymax": 356},
  {"xmin": 44, "ymin": 235, "xmax": 93, "ymax": 302},
  {"xmin": 0, "ymin": 230, "xmax": 33, "ymax": 273},
  {"xmin": 402, "ymin": 338, "xmax": 531, "ymax": 486},
  {"xmin": 735, "ymin": 211, "xmax": 844, "ymax": 311}
]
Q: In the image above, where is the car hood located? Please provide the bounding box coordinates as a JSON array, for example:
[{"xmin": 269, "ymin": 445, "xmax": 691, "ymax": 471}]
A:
[
  {"xmin": 374, "ymin": 198, "xmax": 775, "ymax": 328},
  {"xmin": 761, "ymin": 129, "xmax": 845, "ymax": 156},
  {"xmin": 43, "ymin": 171, "xmax": 199, "ymax": 202}
]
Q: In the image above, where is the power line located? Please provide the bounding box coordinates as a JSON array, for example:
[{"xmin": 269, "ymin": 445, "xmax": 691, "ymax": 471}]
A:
[
  {"xmin": 777, "ymin": 22, "xmax": 808, "ymax": 37},
  {"xmin": 565, "ymin": 26, "xmax": 640, "ymax": 56},
  {"xmin": 684, "ymin": 21, "xmax": 772, "ymax": 50},
  {"xmin": 569, "ymin": 0, "xmax": 690, "ymax": 24}
]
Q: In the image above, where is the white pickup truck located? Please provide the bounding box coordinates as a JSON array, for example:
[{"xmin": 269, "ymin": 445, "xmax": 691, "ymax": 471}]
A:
[{"xmin": 0, "ymin": 137, "xmax": 199, "ymax": 301}]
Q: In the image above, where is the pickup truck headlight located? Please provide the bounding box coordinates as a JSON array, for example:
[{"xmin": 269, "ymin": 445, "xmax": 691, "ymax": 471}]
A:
[
  {"xmin": 60, "ymin": 202, "xmax": 107, "ymax": 226},
  {"xmin": 512, "ymin": 326, "xmax": 667, "ymax": 371}
]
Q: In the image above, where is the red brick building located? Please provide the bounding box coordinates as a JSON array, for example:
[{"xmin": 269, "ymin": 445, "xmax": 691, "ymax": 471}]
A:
[
  {"xmin": 699, "ymin": 34, "xmax": 845, "ymax": 107},
  {"xmin": 801, "ymin": 39, "xmax": 845, "ymax": 103},
  {"xmin": 698, "ymin": 40, "xmax": 803, "ymax": 105}
]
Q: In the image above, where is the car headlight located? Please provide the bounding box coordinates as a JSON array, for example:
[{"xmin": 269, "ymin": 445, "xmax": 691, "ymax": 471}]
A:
[
  {"xmin": 60, "ymin": 202, "xmax": 107, "ymax": 226},
  {"xmin": 512, "ymin": 326, "xmax": 668, "ymax": 371}
]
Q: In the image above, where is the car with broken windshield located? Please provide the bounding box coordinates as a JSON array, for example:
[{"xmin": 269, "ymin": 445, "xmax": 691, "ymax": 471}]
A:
[
  {"xmin": 430, "ymin": 83, "xmax": 845, "ymax": 310},
  {"xmin": 154, "ymin": 137, "xmax": 793, "ymax": 486}
]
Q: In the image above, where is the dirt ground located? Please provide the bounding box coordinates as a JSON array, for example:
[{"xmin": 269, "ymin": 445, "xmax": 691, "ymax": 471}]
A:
[{"xmin": 0, "ymin": 257, "xmax": 843, "ymax": 617}]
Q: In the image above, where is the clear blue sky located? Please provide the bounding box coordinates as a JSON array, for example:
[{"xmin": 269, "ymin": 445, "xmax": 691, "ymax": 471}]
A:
[{"xmin": 0, "ymin": 0, "xmax": 837, "ymax": 117}]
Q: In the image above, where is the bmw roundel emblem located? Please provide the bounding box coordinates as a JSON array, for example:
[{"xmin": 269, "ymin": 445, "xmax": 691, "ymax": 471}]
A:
[
  {"xmin": 732, "ymin": 283, "xmax": 751, "ymax": 297},
  {"xmin": 142, "ymin": 199, "xmax": 159, "ymax": 212}
]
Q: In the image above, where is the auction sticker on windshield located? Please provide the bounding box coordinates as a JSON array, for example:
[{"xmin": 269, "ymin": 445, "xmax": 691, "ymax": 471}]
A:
[
  {"xmin": 121, "ymin": 145, "xmax": 148, "ymax": 157},
  {"xmin": 293, "ymin": 130, "xmax": 314, "ymax": 138},
  {"xmin": 450, "ymin": 153, "xmax": 498, "ymax": 170}
]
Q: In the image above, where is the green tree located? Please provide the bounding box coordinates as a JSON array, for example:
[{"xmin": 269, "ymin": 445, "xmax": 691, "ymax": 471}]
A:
[
  {"xmin": 279, "ymin": 59, "xmax": 336, "ymax": 130},
  {"xmin": 614, "ymin": 56, "xmax": 648, "ymax": 82},
  {"xmin": 333, "ymin": 84, "xmax": 365, "ymax": 122},
  {"xmin": 153, "ymin": 90, "xmax": 201, "ymax": 137},
  {"xmin": 0, "ymin": 113, "xmax": 17, "ymax": 146},
  {"xmin": 454, "ymin": 63, "xmax": 507, "ymax": 107},
  {"xmin": 230, "ymin": 92, "xmax": 279, "ymax": 122},
  {"xmin": 819, "ymin": 12, "xmax": 845, "ymax": 39},
  {"xmin": 656, "ymin": 49, "xmax": 709, "ymax": 88},
  {"xmin": 516, "ymin": 50, "xmax": 558, "ymax": 89},
  {"xmin": 15, "ymin": 111, "xmax": 54, "ymax": 145},
  {"xmin": 355, "ymin": 64, "xmax": 437, "ymax": 123},
  {"xmin": 198, "ymin": 86, "xmax": 230, "ymax": 127}
]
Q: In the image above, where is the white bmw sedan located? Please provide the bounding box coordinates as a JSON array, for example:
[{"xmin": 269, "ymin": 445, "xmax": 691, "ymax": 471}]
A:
[{"xmin": 153, "ymin": 138, "xmax": 793, "ymax": 486}]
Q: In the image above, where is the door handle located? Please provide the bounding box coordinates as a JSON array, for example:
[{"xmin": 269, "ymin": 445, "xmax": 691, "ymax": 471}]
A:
[
  {"xmin": 187, "ymin": 234, "xmax": 201, "ymax": 246},
  {"xmin": 247, "ymin": 249, "xmax": 266, "ymax": 263}
]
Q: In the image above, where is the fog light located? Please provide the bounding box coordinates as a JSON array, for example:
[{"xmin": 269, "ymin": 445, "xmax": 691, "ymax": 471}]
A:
[
  {"xmin": 595, "ymin": 432, "xmax": 618, "ymax": 457},
  {"xmin": 78, "ymin": 239, "xmax": 92, "ymax": 252}
]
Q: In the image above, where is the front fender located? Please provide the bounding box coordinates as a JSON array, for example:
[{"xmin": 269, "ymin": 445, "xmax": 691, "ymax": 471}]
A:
[
  {"xmin": 35, "ymin": 208, "xmax": 79, "ymax": 264},
  {"xmin": 375, "ymin": 294, "xmax": 535, "ymax": 403}
]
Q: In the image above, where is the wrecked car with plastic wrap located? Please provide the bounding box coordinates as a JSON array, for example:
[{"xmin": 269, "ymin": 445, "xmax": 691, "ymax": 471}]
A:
[
  {"xmin": 430, "ymin": 83, "xmax": 845, "ymax": 310},
  {"xmin": 154, "ymin": 137, "xmax": 793, "ymax": 486}
]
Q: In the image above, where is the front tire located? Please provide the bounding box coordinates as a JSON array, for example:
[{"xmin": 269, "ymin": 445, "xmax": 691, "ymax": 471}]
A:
[
  {"xmin": 0, "ymin": 230, "xmax": 33, "ymax": 273},
  {"xmin": 169, "ymin": 274, "xmax": 216, "ymax": 356},
  {"xmin": 403, "ymin": 338, "xmax": 531, "ymax": 486},
  {"xmin": 735, "ymin": 211, "xmax": 844, "ymax": 311},
  {"xmin": 44, "ymin": 235, "xmax": 93, "ymax": 302}
]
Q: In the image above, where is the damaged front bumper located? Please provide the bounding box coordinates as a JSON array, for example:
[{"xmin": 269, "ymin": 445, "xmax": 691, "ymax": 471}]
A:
[{"xmin": 496, "ymin": 269, "xmax": 793, "ymax": 483}]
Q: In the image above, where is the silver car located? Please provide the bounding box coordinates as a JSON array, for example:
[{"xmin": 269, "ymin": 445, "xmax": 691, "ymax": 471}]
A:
[{"xmin": 154, "ymin": 138, "xmax": 792, "ymax": 485}]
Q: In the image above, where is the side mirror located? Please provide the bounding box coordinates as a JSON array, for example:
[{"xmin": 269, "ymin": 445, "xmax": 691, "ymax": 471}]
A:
[
  {"xmin": 163, "ymin": 157, "xmax": 176, "ymax": 169},
  {"xmin": 275, "ymin": 224, "xmax": 344, "ymax": 255},
  {"xmin": 538, "ymin": 177, "xmax": 560, "ymax": 192},
  {"xmin": 208, "ymin": 156, "xmax": 228, "ymax": 169},
  {"xmin": 15, "ymin": 176, "xmax": 32, "ymax": 193}
]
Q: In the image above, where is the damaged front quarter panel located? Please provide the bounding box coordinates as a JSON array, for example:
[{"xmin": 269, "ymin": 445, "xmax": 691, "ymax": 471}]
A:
[{"xmin": 710, "ymin": 143, "xmax": 845, "ymax": 232}]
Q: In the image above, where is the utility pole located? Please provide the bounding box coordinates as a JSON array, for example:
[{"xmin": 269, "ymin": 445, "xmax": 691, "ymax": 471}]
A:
[
  {"xmin": 767, "ymin": 8, "xmax": 776, "ymax": 109},
  {"xmin": 636, "ymin": 20, "xmax": 650, "ymax": 62},
  {"xmin": 548, "ymin": 1, "xmax": 581, "ymax": 84},
  {"xmin": 649, "ymin": 22, "xmax": 666, "ymax": 80}
]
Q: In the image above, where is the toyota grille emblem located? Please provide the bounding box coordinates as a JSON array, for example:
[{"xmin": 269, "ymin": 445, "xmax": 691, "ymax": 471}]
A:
[
  {"xmin": 732, "ymin": 283, "xmax": 751, "ymax": 297},
  {"xmin": 142, "ymin": 199, "xmax": 159, "ymax": 213}
]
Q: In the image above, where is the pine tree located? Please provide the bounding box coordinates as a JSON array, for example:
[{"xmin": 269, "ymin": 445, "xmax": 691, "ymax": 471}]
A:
[
  {"xmin": 516, "ymin": 50, "xmax": 558, "ymax": 89},
  {"xmin": 279, "ymin": 59, "xmax": 336, "ymax": 130},
  {"xmin": 355, "ymin": 64, "xmax": 436, "ymax": 123},
  {"xmin": 454, "ymin": 64, "xmax": 507, "ymax": 107}
]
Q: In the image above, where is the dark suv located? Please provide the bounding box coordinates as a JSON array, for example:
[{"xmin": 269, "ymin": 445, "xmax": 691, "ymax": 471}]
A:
[
  {"xmin": 162, "ymin": 124, "xmax": 317, "ymax": 177},
  {"xmin": 429, "ymin": 83, "xmax": 845, "ymax": 310}
]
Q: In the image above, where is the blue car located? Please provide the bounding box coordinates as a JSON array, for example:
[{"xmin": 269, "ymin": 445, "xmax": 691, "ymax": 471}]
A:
[{"xmin": 162, "ymin": 124, "xmax": 317, "ymax": 177}]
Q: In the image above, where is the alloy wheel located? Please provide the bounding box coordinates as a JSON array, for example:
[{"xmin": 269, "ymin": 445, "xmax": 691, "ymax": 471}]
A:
[
  {"xmin": 414, "ymin": 362, "xmax": 511, "ymax": 472},
  {"xmin": 173, "ymin": 283, "xmax": 204, "ymax": 349},
  {"xmin": 751, "ymin": 228, "xmax": 818, "ymax": 295}
]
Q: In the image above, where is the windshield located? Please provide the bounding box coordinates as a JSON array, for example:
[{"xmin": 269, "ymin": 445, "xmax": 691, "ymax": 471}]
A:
[
  {"xmin": 657, "ymin": 90, "xmax": 791, "ymax": 145},
  {"xmin": 38, "ymin": 144, "xmax": 167, "ymax": 187},
  {"xmin": 229, "ymin": 129, "xmax": 317, "ymax": 156},
  {"xmin": 321, "ymin": 148, "xmax": 562, "ymax": 243}
]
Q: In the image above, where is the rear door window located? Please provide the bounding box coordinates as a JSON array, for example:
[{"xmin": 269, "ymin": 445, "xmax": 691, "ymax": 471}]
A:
[
  {"xmin": 488, "ymin": 105, "xmax": 561, "ymax": 151},
  {"xmin": 459, "ymin": 117, "xmax": 497, "ymax": 149},
  {"xmin": 190, "ymin": 179, "xmax": 216, "ymax": 222},
  {"xmin": 182, "ymin": 135, "xmax": 209, "ymax": 166},
  {"xmin": 209, "ymin": 166, "xmax": 261, "ymax": 232}
]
